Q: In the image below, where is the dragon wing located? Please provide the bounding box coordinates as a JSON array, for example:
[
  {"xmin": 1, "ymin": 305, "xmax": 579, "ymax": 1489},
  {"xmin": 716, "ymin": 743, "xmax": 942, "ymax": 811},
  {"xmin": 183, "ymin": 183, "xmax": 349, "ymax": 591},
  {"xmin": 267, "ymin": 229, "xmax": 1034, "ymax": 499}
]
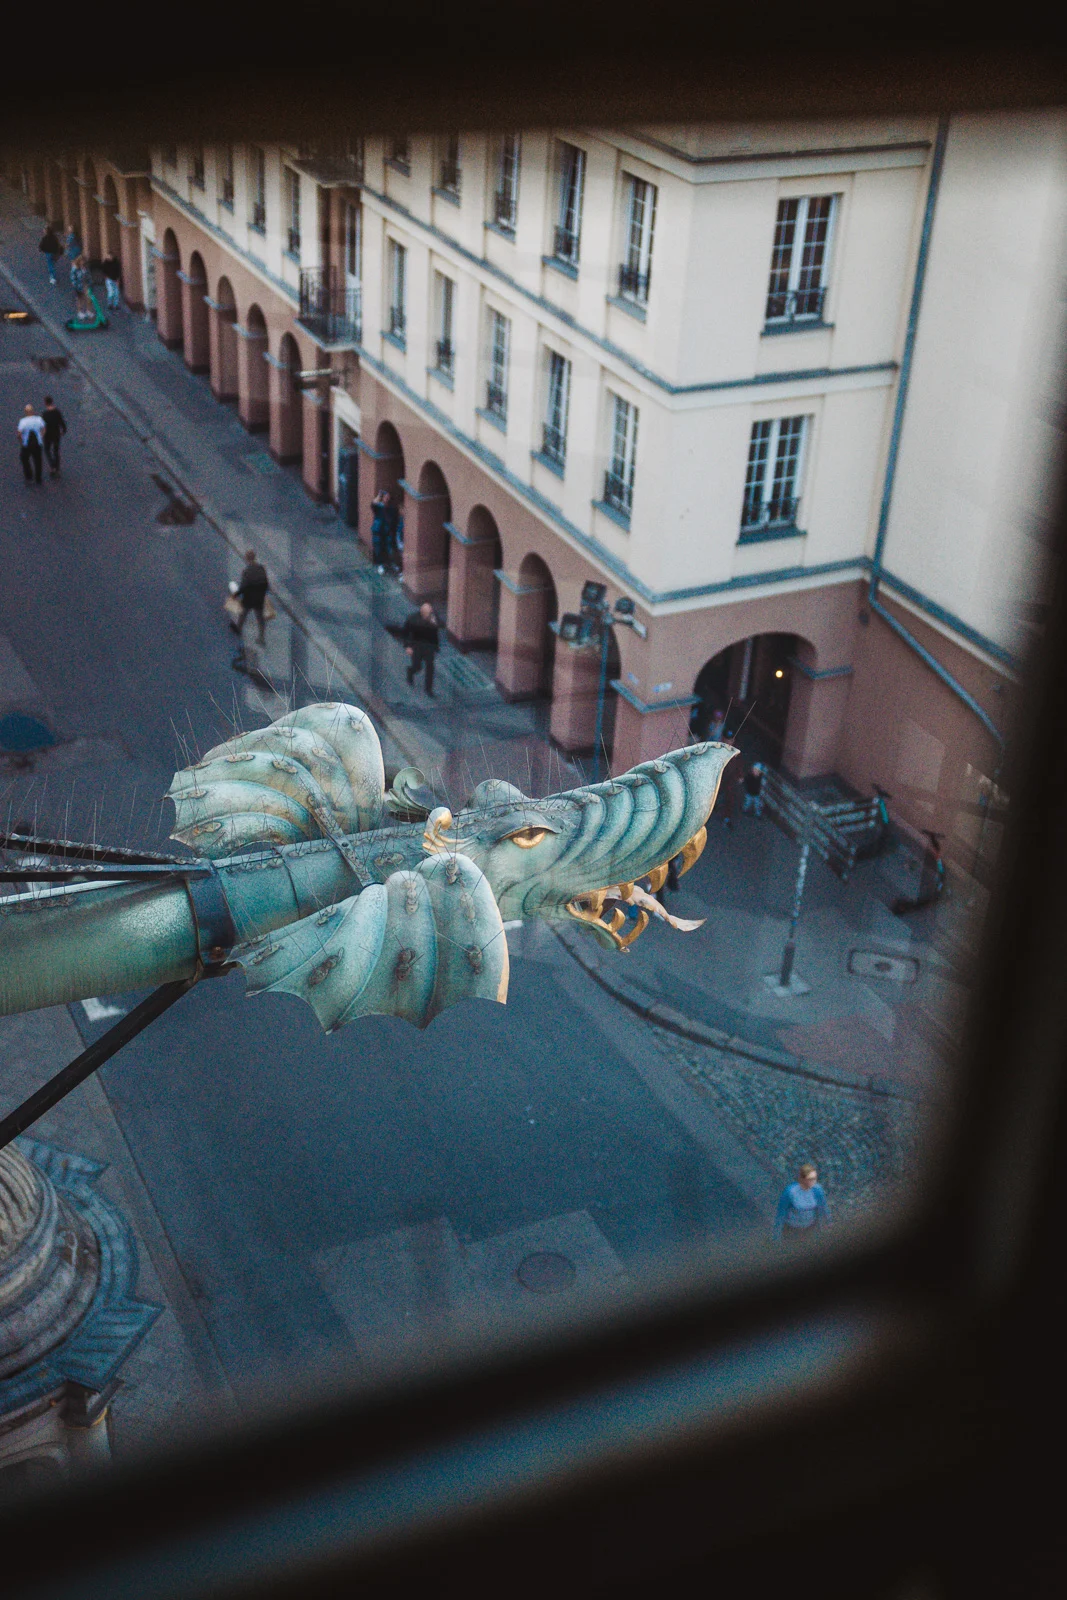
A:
[
  {"xmin": 231, "ymin": 852, "xmax": 509, "ymax": 1031},
  {"xmin": 167, "ymin": 702, "xmax": 385, "ymax": 859}
]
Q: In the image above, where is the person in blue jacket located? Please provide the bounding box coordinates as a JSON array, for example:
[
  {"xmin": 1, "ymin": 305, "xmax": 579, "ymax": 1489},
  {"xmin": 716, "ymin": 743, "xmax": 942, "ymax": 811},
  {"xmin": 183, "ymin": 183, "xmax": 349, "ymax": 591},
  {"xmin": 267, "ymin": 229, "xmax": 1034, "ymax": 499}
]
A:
[{"xmin": 774, "ymin": 1163, "xmax": 831, "ymax": 1242}]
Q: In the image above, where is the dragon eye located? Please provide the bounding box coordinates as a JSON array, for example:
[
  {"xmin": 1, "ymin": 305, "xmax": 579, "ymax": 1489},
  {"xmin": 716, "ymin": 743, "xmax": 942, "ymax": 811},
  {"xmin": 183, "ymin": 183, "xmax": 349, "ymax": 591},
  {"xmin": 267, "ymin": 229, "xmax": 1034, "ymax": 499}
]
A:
[{"xmin": 506, "ymin": 826, "xmax": 549, "ymax": 849}]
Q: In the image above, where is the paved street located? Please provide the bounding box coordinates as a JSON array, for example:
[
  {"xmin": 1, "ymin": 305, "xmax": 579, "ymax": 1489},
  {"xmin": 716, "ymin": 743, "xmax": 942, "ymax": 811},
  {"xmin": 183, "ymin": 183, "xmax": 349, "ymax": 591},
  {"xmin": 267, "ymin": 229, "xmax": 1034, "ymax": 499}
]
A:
[{"xmin": 0, "ymin": 190, "xmax": 777, "ymax": 1440}]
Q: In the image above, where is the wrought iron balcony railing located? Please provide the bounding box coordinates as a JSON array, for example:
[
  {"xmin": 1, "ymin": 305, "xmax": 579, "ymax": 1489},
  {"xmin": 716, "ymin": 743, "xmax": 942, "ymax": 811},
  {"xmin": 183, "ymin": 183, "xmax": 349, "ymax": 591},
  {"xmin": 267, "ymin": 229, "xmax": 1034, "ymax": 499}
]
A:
[
  {"xmin": 541, "ymin": 423, "xmax": 566, "ymax": 466},
  {"xmin": 297, "ymin": 266, "xmax": 362, "ymax": 347},
  {"xmin": 740, "ymin": 494, "xmax": 799, "ymax": 531},
  {"xmin": 764, "ymin": 285, "xmax": 826, "ymax": 324},
  {"xmin": 389, "ymin": 305, "xmax": 407, "ymax": 341},
  {"xmin": 493, "ymin": 190, "xmax": 517, "ymax": 231},
  {"xmin": 485, "ymin": 382, "xmax": 507, "ymax": 419},
  {"xmin": 286, "ymin": 228, "xmax": 301, "ymax": 258},
  {"xmin": 250, "ymin": 201, "xmax": 266, "ymax": 233},
  {"xmin": 220, "ymin": 178, "xmax": 234, "ymax": 207},
  {"xmin": 435, "ymin": 339, "xmax": 455, "ymax": 376},
  {"xmin": 190, "ymin": 161, "xmax": 205, "ymax": 190},
  {"xmin": 553, "ymin": 225, "xmax": 580, "ymax": 266},
  {"xmin": 437, "ymin": 161, "xmax": 461, "ymax": 196},
  {"xmin": 603, "ymin": 470, "xmax": 633, "ymax": 515},
  {"xmin": 293, "ymin": 144, "xmax": 365, "ymax": 187},
  {"xmin": 617, "ymin": 262, "xmax": 650, "ymax": 301}
]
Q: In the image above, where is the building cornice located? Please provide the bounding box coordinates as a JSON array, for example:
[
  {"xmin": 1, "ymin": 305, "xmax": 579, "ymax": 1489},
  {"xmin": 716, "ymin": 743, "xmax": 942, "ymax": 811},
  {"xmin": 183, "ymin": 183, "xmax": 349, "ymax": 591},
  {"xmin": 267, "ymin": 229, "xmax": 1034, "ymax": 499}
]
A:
[
  {"xmin": 359, "ymin": 184, "xmax": 898, "ymax": 405},
  {"xmin": 604, "ymin": 130, "xmax": 932, "ymax": 184}
]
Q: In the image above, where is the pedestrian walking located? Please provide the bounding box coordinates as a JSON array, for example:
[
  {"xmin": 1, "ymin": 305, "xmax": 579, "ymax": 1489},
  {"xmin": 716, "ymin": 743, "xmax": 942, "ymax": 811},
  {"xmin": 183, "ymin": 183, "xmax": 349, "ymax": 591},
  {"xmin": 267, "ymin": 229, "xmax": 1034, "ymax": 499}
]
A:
[
  {"xmin": 101, "ymin": 253, "xmax": 122, "ymax": 311},
  {"xmin": 390, "ymin": 508, "xmax": 404, "ymax": 573},
  {"xmin": 64, "ymin": 227, "xmax": 82, "ymax": 268},
  {"xmin": 402, "ymin": 601, "xmax": 440, "ymax": 697},
  {"xmin": 38, "ymin": 226, "xmax": 61, "ymax": 286},
  {"xmin": 654, "ymin": 854, "xmax": 681, "ymax": 907},
  {"xmin": 741, "ymin": 761, "xmax": 765, "ymax": 818},
  {"xmin": 69, "ymin": 255, "xmax": 90, "ymax": 321},
  {"xmin": 370, "ymin": 490, "xmax": 397, "ymax": 574},
  {"xmin": 41, "ymin": 396, "xmax": 67, "ymax": 478},
  {"xmin": 709, "ymin": 707, "xmax": 727, "ymax": 741},
  {"xmin": 227, "ymin": 550, "xmax": 272, "ymax": 657},
  {"xmin": 774, "ymin": 1163, "xmax": 831, "ymax": 1244},
  {"xmin": 17, "ymin": 403, "xmax": 45, "ymax": 486}
]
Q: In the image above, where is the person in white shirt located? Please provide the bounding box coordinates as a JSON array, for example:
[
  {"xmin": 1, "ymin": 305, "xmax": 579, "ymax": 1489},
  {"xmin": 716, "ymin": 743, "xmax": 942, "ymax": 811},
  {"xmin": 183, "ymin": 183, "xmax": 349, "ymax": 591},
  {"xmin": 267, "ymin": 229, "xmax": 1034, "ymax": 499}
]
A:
[{"xmin": 17, "ymin": 404, "xmax": 45, "ymax": 486}]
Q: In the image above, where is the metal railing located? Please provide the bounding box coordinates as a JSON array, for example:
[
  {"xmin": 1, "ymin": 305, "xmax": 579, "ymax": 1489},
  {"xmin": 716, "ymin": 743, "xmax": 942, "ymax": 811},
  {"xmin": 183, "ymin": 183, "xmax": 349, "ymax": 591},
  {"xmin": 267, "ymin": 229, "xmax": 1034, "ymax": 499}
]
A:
[
  {"xmin": 250, "ymin": 201, "xmax": 266, "ymax": 233},
  {"xmin": 389, "ymin": 305, "xmax": 406, "ymax": 340},
  {"xmin": 297, "ymin": 266, "xmax": 362, "ymax": 346},
  {"xmin": 764, "ymin": 285, "xmax": 826, "ymax": 323},
  {"xmin": 485, "ymin": 382, "xmax": 507, "ymax": 419},
  {"xmin": 294, "ymin": 145, "xmax": 364, "ymax": 186},
  {"xmin": 438, "ymin": 161, "xmax": 461, "ymax": 195},
  {"xmin": 220, "ymin": 178, "xmax": 234, "ymax": 207},
  {"xmin": 190, "ymin": 161, "xmax": 205, "ymax": 190},
  {"xmin": 286, "ymin": 228, "xmax": 301, "ymax": 258},
  {"xmin": 435, "ymin": 339, "xmax": 455, "ymax": 375},
  {"xmin": 541, "ymin": 423, "xmax": 566, "ymax": 465},
  {"xmin": 740, "ymin": 494, "xmax": 799, "ymax": 531},
  {"xmin": 618, "ymin": 262, "xmax": 650, "ymax": 301},
  {"xmin": 553, "ymin": 225, "xmax": 580, "ymax": 265},
  {"xmin": 493, "ymin": 190, "xmax": 517, "ymax": 230},
  {"xmin": 603, "ymin": 470, "xmax": 632, "ymax": 514}
]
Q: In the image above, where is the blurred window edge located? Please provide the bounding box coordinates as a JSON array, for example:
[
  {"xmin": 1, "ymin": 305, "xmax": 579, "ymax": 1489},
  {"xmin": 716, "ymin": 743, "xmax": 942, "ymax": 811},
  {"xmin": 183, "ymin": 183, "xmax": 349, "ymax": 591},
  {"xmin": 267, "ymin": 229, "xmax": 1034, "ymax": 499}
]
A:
[{"xmin": 4, "ymin": 27, "xmax": 1067, "ymax": 1600}]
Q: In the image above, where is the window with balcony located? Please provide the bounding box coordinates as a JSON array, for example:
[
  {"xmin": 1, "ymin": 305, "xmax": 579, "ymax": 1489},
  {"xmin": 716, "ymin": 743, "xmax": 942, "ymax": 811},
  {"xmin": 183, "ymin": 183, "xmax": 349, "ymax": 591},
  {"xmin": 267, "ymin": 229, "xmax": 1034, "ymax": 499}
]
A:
[
  {"xmin": 190, "ymin": 148, "xmax": 205, "ymax": 190},
  {"xmin": 552, "ymin": 142, "xmax": 585, "ymax": 268},
  {"xmin": 388, "ymin": 137, "xmax": 411, "ymax": 175},
  {"xmin": 485, "ymin": 309, "xmax": 510, "ymax": 422},
  {"xmin": 163, "ymin": 144, "xmax": 177, "ymax": 169},
  {"xmin": 618, "ymin": 174, "xmax": 656, "ymax": 304},
  {"xmin": 493, "ymin": 134, "xmax": 520, "ymax": 233},
  {"xmin": 387, "ymin": 240, "xmax": 407, "ymax": 343},
  {"xmin": 437, "ymin": 135, "xmax": 461, "ymax": 199},
  {"xmin": 604, "ymin": 393, "xmax": 638, "ymax": 518},
  {"xmin": 764, "ymin": 195, "xmax": 836, "ymax": 327},
  {"xmin": 740, "ymin": 416, "xmax": 807, "ymax": 537},
  {"xmin": 434, "ymin": 273, "xmax": 456, "ymax": 378},
  {"xmin": 220, "ymin": 146, "xmax": 235, "ymax": 209},
  {"xmin": 250, "ymin": 147, "xmax": 266, "ymax": 233},
  {"xmin": 285, "ymin": 167, "xmax": 301, "ymax": 258},
  {"xmin": 541, "ymin": 350, "xmax": 571, "ymax": 469},
  {"xmin": 344, "ymin": 201, "xmax": 362, "ymax": 284}
]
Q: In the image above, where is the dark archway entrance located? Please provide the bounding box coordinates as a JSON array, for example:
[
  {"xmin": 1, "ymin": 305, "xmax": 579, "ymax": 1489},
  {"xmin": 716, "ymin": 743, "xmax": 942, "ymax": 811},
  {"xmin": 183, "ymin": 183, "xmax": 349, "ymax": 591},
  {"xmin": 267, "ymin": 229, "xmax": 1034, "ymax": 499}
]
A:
[
  {"xmin": 184, "ymin": 250, "xmax": 210, "ymax": 373},
  {"xmin": 691, "ymin": 632, "xmax": 798, "ymax": 766}
]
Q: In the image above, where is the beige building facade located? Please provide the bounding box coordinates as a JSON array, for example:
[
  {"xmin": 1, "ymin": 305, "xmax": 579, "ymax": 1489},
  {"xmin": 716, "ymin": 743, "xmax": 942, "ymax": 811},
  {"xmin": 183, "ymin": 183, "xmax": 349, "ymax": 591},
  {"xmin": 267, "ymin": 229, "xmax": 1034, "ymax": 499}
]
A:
[{"xmin": 14, "ymin": 113, "xmax": 1066, "ymax": 877}]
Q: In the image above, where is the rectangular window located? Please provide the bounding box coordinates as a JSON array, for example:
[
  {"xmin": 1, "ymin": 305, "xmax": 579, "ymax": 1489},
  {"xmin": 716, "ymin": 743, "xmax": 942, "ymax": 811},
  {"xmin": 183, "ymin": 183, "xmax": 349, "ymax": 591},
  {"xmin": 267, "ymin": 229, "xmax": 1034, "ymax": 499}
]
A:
[
  {"xmin": 604, "ymin": 394, "xmax": 638, "ymax": 516},
  {"xmin": 250, "ymin": 147, "xmax": 266, "ymax": 233},
  {"xmin": 740, "ymin": 416, "xmax": 807, "ymax": 531},
  {"xmin": 388, "ymin": 137, "xmax": 411, "ymax": 174},
  {"xmin": 485, "ymin": 309, "xmax": 510, "ymax": 421},
  {"xmin": 435, "ymin": 273, "xmax": 456, "ymax": 377},
  {"xmin": 190, "ymin": 148, "xmax": 205, "ymax": 190},
  {"xmin": 344, "ymin": 202, "xmax": 362, "ymax": 282},
  {"xmin": 438, "ymin": 135, "xmax": 461, "ymax": 197},
  {"xmin": 554, "ymin": 142, "xmax": 585, "ymax": 266},
  {"xmin": 764, "ymin": 195, "xmax": 835, "ymax": 324},
  {"xmin": 220, "ymin": 146, "xmax": 235, "ymax": 208},
  {"xmin": 285, "ymin": 168, "xmax": 301, "ymax": 258},
  {"xmin": 542, "ymin": 351, "xmax": 571, "ymax": 467},
  {"xmin": 619, "ymin": 175, "xmax": 657, "ymax": 302},
  {"xmin": 164, "ymin": 144, "xmax": 177, "ymax": 169},
  {"xmin": 388, "ymin": 240, "xmax": 406, "ymax": 341},
  {"xmin": 493, "ymin": 135, "xmax": 520, "ymax": 232}
]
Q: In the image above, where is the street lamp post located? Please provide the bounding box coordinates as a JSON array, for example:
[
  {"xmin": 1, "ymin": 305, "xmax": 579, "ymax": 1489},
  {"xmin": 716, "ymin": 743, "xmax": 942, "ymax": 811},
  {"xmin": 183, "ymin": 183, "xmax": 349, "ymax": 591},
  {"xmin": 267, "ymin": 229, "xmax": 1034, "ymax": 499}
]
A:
[{"xmin": 575, "ymin": 584, "xmax": 643, "ymax": 783}]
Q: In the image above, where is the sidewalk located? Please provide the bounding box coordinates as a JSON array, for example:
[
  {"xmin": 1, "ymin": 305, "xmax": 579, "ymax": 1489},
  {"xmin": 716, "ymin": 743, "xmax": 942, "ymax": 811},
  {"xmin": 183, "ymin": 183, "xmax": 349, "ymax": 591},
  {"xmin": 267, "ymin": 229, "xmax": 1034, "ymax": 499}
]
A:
[{"xmin": 0, "ymin": 183, "xmax": 972, "ymax": 1109}]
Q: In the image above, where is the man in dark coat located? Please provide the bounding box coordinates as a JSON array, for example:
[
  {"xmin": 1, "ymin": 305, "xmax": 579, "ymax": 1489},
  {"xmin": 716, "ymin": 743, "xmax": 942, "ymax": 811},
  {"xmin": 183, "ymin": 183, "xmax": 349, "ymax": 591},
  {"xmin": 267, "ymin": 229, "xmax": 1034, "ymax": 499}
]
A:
[
  {"xmin": 231, "ymin": 549, "xmax": 270, "ymax": 647},
  {"xmin": 39, "ymin": 227, "xmax": 61, "ymax": 286},
  {"xmin": 42, "ymin": 396, "xmax": 67, "ymax": 477},
  {"xmin": 401, "ymin": 602, "xmax": 440, "ymax": 697}
]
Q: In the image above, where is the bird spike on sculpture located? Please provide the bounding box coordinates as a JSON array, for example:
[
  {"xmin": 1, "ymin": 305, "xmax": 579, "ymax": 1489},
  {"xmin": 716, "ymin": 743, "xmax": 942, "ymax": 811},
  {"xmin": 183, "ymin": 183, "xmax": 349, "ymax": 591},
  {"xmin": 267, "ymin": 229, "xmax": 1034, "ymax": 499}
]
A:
[{"xmin": 0, "ymin": 703, "xmax": 737, "ymax": 1032}]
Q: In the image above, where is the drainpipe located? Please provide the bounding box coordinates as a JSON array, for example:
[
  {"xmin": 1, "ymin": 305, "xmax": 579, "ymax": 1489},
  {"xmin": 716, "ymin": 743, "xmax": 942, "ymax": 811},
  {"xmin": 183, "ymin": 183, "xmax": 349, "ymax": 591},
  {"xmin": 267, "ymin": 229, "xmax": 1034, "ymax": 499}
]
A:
[{"xmin": 867, "ymin": 115, "xmax": 1005, "ymax": 752}]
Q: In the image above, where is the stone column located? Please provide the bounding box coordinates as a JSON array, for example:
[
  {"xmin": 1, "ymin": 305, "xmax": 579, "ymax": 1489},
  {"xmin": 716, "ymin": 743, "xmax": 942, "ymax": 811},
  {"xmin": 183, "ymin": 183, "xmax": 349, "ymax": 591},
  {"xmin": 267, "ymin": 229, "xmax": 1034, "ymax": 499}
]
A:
[
  {"xmin": 548, "ymin": 637, "xmax": 602, "ymax": 753},
  {"xmin": 611, "ymin": 688, "xmax": 703, "ymax": 774},
  {"xmin": 236, "ymin": 325, "xmax": 270, "ymax": 432},
  {"xmin": 208, "ymin": 301, "xmax": 239, "ymax": 401},
  {"xmin": 495, "ymin": 570, "xmax": 553, "ymax": 701},
  {"xmin": 179, "ymin": 272, "xmax": 210, "ymax": 373},
  {"xmin": 781, "ymin": 663, "xmax": 854, "ymax": 779},
  {"xmin": 301, "ymin": 388, "xmax": 327, "ymax": 499},
  {"xmin": 0, "ymin": 1137, "xmax": 159, "ymax": 1484},
  {"xmin": 155, "ymin": 248, "xmax": 183, "ymax": 349},
  {"xmin": 402, "ymin": 489, "xmax": 450, "ymax": 603},
  {"xmin": 116, "ymin": 200, "xmax": 145, "ymax": 311},
  {"xmin": 446, "ymin": 530, "xmax": 500, "ymax": 651}
]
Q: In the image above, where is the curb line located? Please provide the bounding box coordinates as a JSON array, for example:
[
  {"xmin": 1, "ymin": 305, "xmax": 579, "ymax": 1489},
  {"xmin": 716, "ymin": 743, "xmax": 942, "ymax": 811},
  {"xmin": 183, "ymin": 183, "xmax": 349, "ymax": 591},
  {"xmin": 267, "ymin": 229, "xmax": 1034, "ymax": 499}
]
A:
[
  {"xmin": 0, "ymin": 253, "xmax": 422, "ymax": 770},
  {"xmin": 554, "ymin": 924, "xmax": 937, "ymax": 1105}
]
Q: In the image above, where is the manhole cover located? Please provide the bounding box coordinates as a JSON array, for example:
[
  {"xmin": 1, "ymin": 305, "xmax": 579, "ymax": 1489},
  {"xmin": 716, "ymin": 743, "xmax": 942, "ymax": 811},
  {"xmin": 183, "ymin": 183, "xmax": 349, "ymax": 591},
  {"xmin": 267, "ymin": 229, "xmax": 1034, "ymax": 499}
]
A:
[
  {"xmin": 515, "ymin": 1251, "xmax": 576, "ymax": 1294},
  {"xmin": 0, "ymin": 713, "xmax": 56, "ymax": 754},
  {"xmin": 1, "ymin": 308, "xmax": 37, "ymax": 325},
  {"xmin": 848, "ymin": 949, "xmax": 919, "ymax": 984}
]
